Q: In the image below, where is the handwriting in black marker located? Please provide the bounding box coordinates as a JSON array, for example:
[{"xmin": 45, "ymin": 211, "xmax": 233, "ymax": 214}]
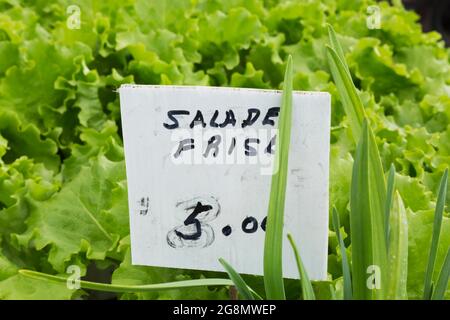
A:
[
  {"xmin": 173, "ymin": 138, "xmax": 195, "ymax": 158},
  {"xmin": 163, "ymin": 108, "xmax": 279, "ymax": 130},
  {"xmin": 203, "ymin": 135, "xmax": 221, "ymax": 158},
  {"xmin": 163, "ymin": 110, "xmax": 190, "ymax": 129},
  {"xmin": 175, "ymin": 202, "xmax": 212, "ymax": 240},
  {"xmin": 167, "ymin": 196, "xmax": 220, "ymax": 249},
  {"xmin": 265, "ymin": 136, "xmax": 276, "ymax": 154},
  {"xmin": 244, "ymin": 138, "xmax": 260, "ymax": 156},
  {"xmin": 241, "ymin": 108, "xmax": 260, "ymax": 128},
  {"xmin": 242, "ymin": 216, "xmax": 258, "ymax": 233},
  {"xmin": 261, "ymin": 216, "xmax": 267, "ymax": 231},
  {"xmin": 219, "ymin": 110, "xmax": 236, "ymax": 128},
  {"xmin": 262, "ymin": 107, "xmax": 279, "ymax": 126},
  {"xmin": 222, "ymin": 225, "xmax": 232, "ymax": 236},
  {"xmin": 190, "ymin": 110, "xmax": 207, "ymax": 128},
  {"xmin": 139, "ymin": 197, "xmax": 149, "ymax": 215}
]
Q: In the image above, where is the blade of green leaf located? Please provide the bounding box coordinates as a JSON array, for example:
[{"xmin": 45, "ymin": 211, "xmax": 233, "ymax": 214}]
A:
[
  {"xmin": 423, "ymin": 168, "xmax": 448, "ymax": 299},
  {"xmin": 326, "ymin": 28, "xmax": 387, "ymax": 229},
  {"xmin": 263, "ymin": 55, "xmax": 293, "ymax": 300},
  {"xmin": 385, "ymin": 164, "xmax": 396, "ymax": 246},
  {"xmin": 327, "ymin": 24, "xmax": 351, "ymax": 78},
  {"xmin": 287, "ymin": 233, "xmax": 315, "ymax": 300},
  {"xmin": 332, "ymin": 207, "xmax": 352, "ymax": 300},
  {"xmin": 218, "ymin": 258, "xmax": 260, "ymax": 300},
  {"xmin": 327, "ymin": 28, "xmax": 388, "ymax": 299},
  {"xmin": 19, "ymin": 270, "xmax": 233, "ymax": 293},
  {"xmin": 350, "ymin": 120, "xmax": 388, "ymax": 300},
  {"xmin": 325, "ymin": 46, "xmax": 365, "ymax": 142},
  {"xmin": 386, "ymin": 191, "xmax": 408, "ymax": 300},
  {"xmin": 431, "ymin": 249, "xmax": 450, "ymax": 300}
]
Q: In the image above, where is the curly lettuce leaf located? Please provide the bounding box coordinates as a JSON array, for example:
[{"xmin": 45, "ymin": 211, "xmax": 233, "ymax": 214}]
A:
[{"xmin": 16, "ymin": 156, "xmax": 128, "ymax": 272}]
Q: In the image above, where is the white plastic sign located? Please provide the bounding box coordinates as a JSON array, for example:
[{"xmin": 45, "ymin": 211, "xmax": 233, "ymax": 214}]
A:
[{"xmin": 119, "ymin": 85, "xmax": 330, "ymax": 280}]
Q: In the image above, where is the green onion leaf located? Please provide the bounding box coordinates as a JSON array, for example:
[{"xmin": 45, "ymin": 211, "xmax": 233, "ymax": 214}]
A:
[
  {"xmin": 350, "ymin": 120, "xmax": 388, "ymax": 300},
  {"xmin": 386, "ymin": 191, "xmax": 408, "ymax": 300},
  {"xmin": 287, "ymin": 233, "xmax": 315, "ymax": 300},
  {"xmin": 263, "ymin": 55, "xmax": 293, "ymax": 300},
  {"xmin": 431, "ymin": 249, "xmax": 450, "ymax": 300},
  {"xmin": 385, "ymin": 164, "xmax": 396, "ymax": 247},
  {"xmin": 332, "ymin": 207, "xmax": 352, "ymax": 300},
  {"xmin": 218, "ymin": 258, "xmax": 260, "ymax": 300},
  {"xmin": 326, "ymin": 28, "xmax": 365, "ymax": 142},
  {"xmin": 327, "ymin": 24, "xmax": 351, "ymax": 78},
  {"xmin": 327, "ymin": 27, "xmax": 388, "ymax": 300},
  {"xmin": 19, "ymin": 269, "xmax": 233, "ymax": 293},
  {"xmin": 423, "ymin": 168, "xmax": 448, "ymax": 299}
]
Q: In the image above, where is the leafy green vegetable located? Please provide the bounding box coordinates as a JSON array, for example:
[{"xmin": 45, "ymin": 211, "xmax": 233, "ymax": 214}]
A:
[
  {"xmin": 327, "ymin": 25, "xmax": 449, "ymax": 301},
  {"xmin": 0, "ymin": 248, "xmax": 76, "ymax": 300},
  {"xmin": 0, "ymin": 0, "xmax": 449, "ymax": 300},
  {"xmin": 16, "ymin": 156, "xmax": 128, "ymax": 273}
]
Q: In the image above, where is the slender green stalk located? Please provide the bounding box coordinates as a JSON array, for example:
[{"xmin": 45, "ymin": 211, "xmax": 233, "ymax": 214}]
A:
[
  {"xmin": 327, "ymin": 26, "xmax": 388, "ymax": 300},
  {"xmin": 19, "ymin": 269, "xmax": 233, "ymax": 293},
  {"xmin": 332, "ymin": 207, "xmax": 352, "ymax": 300},
  {"xmin": 386, "ymin": 192, "xmax": 408, "ymax": 300},
  {"xmin": 326, "ymin": 26, "xmax": 365, "ymax": 142},
  {"xmin": 327, "ymin": 24, "xmax": 351, "ymax": 78},
  {"xmin": 423, "ymin": 169, "xmax": 448, "ymax": 299},
  {"xmin": 219, "ymin": 258, "xmax": 260, "ymax": 300},
  {"xmin": 431, "ymin": 249, "xmax": 450, "ymax": 300},
  {"xmin": 263, "ymin": 55, "xmax": 293, "ymax": 300},
  {"xmin": 287, "ymin": 234, "xmax": 315, "ymax": 300},
  {"xmin": 385, "ymin": 164, "xmax": 396, "ymax": 246},
  {"xmin": 350, "ymin": 120, "xmax": 388, "ymax": 300}
]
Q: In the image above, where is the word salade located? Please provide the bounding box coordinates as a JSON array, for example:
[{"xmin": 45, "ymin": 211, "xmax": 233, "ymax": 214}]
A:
[
  {"xmin": 164, "ymin": 107, "xmax": 280, "ymax": 161},
  {"xmin": 119, "ymin": 85, "xmax": 330, "ymax": 280}
]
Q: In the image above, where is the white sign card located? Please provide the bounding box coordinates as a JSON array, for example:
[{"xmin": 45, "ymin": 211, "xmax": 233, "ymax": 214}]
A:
[{"xmin": 119, "ymin": 85, "xmax": 330, "ymax": 280}]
